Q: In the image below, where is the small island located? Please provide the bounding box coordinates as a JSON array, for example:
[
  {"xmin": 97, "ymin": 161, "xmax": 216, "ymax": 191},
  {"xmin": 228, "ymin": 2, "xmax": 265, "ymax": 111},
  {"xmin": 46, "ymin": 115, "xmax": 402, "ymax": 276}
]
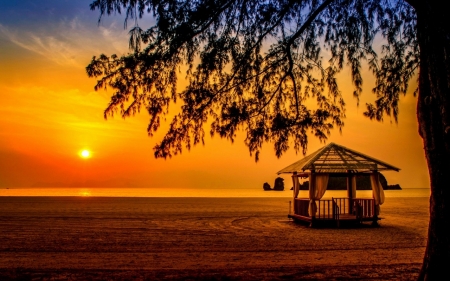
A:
[{"xmin": 263, "ymin": 177, "xmax": 285, "ymax": 191}]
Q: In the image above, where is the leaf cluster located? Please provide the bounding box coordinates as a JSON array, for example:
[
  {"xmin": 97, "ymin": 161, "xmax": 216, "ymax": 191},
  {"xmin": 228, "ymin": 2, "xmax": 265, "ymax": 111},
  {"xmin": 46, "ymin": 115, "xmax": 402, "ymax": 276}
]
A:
[{"xmin": 87, "ymin": 0, "xmax": 418, "ymax": 160}]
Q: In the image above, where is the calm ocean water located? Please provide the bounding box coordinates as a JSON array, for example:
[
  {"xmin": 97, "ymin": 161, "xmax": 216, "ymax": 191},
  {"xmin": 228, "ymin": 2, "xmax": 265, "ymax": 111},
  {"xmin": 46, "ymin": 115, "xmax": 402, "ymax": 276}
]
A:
[{"xmin": 0, "ymin": 187, "xmax": 430, "ymax": 198}]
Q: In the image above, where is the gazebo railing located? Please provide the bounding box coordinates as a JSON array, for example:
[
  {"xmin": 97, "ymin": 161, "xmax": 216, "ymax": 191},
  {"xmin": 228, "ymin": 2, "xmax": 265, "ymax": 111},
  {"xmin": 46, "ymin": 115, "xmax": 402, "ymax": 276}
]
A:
[
  {"xmin": 332, "ymin": 197, "xmax": 349, "ymax": 215},
  {"xmin": 316, "ymin": 198, "xmax": 349, "ymax": 219},
  {"xmin": 294, "ymin": 198, "xmax": 309, "ymax": 217},
  {"xmin": 294, "ymin": 197, "xmax": 376, "ymax": 222},
  {"xmin": 294, "ymin": 198, "xmax": 347, "ymax": 218},
  {"xmin": 316, "ymin": 199, "xmax": 336, "ymax": 219},
  {"xmin": 353, "ymin": 198, "xmax": 375, "ymax": 219}
]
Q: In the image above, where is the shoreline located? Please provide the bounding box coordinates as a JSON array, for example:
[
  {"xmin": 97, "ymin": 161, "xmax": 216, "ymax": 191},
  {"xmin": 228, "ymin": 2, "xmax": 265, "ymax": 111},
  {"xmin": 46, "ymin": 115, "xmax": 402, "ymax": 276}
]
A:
[{"xmin": 0, "ymin": 187, "xmax": 431, "ymax": 198}]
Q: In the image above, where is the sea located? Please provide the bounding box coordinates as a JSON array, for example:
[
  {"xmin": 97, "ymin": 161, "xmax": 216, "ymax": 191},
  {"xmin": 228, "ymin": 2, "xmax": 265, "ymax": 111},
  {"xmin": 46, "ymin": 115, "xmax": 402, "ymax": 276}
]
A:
[{"xmin": 0, "ymin": 187, "xmax": 430, "ymax": 198}]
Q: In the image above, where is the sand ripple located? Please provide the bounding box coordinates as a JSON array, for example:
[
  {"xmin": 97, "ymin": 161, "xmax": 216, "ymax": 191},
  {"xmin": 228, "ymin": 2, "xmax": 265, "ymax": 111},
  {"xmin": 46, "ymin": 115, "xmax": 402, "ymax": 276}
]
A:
[{"xmin": 0, "ymin": 196, "xmax": 428, "ymax": 280}]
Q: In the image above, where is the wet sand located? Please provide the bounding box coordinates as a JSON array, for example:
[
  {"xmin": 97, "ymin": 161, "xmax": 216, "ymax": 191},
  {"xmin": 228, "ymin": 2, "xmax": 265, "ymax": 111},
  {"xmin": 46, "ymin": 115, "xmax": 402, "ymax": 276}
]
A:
[{"xmin": 0, "ymin": 196, "xmax": 429, "ymax": 280}]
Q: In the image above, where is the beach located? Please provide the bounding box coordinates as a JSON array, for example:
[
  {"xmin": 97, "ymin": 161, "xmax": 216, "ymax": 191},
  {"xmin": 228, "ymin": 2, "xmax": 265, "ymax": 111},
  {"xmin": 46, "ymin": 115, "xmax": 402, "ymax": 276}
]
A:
[{"xmin": 0, "ymin": 196, "xmax": 429, "ymax": 280}]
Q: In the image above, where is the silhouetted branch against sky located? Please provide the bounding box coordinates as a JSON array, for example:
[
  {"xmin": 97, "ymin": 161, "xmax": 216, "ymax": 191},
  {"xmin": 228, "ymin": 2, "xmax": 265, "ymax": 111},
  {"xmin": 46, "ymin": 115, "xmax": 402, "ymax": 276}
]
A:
[{"xmin": 87, "ymin": 0, "xmax": 418, "ymax": 161}]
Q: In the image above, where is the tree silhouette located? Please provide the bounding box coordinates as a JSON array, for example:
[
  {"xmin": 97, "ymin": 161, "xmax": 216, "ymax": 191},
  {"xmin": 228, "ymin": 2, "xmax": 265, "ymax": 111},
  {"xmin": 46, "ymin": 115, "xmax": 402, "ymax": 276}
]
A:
[{"xmin": 87, "ymin": 0, "xmax": 449, "ymax": 279}]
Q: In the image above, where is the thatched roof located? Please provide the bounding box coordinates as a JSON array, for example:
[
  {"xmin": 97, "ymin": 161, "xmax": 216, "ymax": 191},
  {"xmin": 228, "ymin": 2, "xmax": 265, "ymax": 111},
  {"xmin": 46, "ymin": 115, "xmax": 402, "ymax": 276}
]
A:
[{"xmin": 277, "ymin": 142, "xmax": 400, "ymax": 174}]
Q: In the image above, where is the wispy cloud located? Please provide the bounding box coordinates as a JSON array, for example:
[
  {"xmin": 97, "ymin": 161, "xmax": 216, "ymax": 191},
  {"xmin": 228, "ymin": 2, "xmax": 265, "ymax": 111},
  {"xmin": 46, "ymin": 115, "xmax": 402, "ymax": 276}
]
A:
[{"xmin": 0, "ymin": 18, "xmax": 130, "ymax": 67}]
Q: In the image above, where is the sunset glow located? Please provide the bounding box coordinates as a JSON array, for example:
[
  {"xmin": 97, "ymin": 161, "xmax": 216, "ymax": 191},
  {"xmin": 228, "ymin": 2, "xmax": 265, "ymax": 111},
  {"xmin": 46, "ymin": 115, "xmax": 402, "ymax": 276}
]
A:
[{"xmin": 0, "ymin": 1, "xmax": 429, "ymax": 192}]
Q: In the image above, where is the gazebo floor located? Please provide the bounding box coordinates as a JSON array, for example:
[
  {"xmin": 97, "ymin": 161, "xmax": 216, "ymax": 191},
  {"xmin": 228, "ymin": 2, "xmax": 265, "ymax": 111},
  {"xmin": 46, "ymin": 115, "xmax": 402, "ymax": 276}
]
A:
[{"xmin": 288, "ymin": 213, "xmax": 379, "ymax": 228}]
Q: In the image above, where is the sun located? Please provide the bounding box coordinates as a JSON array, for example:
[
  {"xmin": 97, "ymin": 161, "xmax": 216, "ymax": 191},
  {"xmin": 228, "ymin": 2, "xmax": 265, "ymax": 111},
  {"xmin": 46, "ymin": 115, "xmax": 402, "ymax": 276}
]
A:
[{"xmin": 79, "ymin": 149, "xmax": 91, "ymax": 159}]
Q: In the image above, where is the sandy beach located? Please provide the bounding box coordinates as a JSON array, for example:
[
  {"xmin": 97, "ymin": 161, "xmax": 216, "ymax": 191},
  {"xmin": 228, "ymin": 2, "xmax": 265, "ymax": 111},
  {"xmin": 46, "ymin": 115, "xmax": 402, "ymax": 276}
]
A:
[{"xmin": 0, "ymin": 196, "xmax": 429, "ymax": 280}]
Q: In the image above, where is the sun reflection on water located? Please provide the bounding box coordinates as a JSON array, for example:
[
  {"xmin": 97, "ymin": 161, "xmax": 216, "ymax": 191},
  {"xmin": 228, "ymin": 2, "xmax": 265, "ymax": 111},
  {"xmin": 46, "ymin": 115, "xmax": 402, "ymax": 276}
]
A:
[{"xmin": 79, "ymin": 189, "xmax": 91, "ymax": 197}]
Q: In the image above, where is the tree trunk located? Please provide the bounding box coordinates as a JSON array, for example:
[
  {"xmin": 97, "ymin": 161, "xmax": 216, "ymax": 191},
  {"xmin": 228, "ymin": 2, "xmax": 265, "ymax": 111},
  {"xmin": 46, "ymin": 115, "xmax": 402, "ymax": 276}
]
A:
[{"xmin": 415, "ymin": 1, "xmax": 450, "ymax": 280}]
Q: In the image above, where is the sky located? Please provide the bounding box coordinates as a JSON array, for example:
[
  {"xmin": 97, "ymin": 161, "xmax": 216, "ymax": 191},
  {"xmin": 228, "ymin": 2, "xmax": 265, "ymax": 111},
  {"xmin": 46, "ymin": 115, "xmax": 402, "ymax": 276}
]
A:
[{"xmin": 0, "ymin": 0, "xmax": 429, "ymax": 191}]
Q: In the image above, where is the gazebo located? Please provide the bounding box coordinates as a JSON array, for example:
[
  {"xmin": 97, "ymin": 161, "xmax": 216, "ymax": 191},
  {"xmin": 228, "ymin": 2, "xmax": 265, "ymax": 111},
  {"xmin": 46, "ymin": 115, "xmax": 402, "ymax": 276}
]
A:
[{"xmin": 277, "ymin": 142, "xmax": 400, "ymax": 227}]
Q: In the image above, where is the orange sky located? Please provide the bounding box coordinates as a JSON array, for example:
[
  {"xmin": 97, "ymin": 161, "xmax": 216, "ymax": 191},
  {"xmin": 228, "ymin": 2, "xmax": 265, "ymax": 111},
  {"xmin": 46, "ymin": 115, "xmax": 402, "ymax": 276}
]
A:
[{"xmin": 0, "ymin": 1, "xmax": 429, "ymax": 191}]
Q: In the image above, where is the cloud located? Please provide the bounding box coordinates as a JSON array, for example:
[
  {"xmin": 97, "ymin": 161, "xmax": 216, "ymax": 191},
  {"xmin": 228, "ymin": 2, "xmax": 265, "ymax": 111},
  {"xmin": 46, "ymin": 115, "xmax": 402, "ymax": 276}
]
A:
[
  {"xmin": 0, "ymin": 18, "xmax": 130, "ymax": 68},
  {"xmin": 0, "ymin": 23, "xmax": 78, "ymax": 66}
]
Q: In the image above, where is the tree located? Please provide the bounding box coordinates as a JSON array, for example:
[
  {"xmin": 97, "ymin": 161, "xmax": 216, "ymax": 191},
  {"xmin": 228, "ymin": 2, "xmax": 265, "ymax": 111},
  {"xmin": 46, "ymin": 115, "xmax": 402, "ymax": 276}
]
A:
[{"xmin": 86, "ymin": 0, "xmax": 449, "ymax": 279}]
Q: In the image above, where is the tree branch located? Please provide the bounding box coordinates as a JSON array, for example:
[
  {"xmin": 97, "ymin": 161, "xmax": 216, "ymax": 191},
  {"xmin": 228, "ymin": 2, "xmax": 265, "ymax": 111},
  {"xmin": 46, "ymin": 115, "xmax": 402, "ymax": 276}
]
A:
[{"xmin": 287, "ymin": 0, "xmax": 335, "ymax": 48}]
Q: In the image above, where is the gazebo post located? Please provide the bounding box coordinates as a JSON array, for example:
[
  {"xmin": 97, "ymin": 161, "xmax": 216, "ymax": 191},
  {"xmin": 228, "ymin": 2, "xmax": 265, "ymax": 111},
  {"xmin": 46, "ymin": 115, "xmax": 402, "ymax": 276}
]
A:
[
  {"xmin": 291, "ymin": 172, "xmax": 298, "ymax": 215},
  {"xmin": 371, "ymin": 170, "xmax": 380, "ymax": 226},
  {"xmin": 309, "ymin": 169, "xmax": 316, "ymax": 225},
  {"xmin": 346, "ymin": 171, "xmax": 356, "ymax": 214},
  {"xmin": 346, "ymin": 171, "xmax": 352, "ymax": 214}
]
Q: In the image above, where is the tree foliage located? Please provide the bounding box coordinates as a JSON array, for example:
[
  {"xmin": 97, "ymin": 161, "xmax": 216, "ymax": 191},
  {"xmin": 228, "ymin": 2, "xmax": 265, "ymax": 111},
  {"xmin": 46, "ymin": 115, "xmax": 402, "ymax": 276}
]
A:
[{"xmin": 86, "ymin": 0, "xmax": 418, "ymax": 161}]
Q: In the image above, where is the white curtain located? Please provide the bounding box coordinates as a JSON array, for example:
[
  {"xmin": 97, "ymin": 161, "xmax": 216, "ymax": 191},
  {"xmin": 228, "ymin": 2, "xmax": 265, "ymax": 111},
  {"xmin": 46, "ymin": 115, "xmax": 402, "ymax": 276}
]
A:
[
  {"xmin": 292, "ymin": 174, "xmax": 300, "ymax": 198},
  {"xmin": 370, "ymin": 172, "xmax": 385, "ymax": 215},
  {"xmin": 314, "ymin": 174, "xmax": 329, "ymax": 199},
  {"xmin": 308, "ymin": 173, "xmax": 329, "ymax": 216}
]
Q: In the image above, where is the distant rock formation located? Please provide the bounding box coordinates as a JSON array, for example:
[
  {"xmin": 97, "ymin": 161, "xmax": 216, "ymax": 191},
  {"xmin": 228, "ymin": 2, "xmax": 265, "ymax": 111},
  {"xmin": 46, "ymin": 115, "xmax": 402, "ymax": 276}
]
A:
[
  {"xmin": 263, "ymin": 177, "xmax": 285, "ymax": 191},
  {"xmin": 297, "ymin": 173, "xmax": 401, "ymax": 190},
  {"xmin": 273, "ymin": 177, "xmax": 284, "ymax": 191}
]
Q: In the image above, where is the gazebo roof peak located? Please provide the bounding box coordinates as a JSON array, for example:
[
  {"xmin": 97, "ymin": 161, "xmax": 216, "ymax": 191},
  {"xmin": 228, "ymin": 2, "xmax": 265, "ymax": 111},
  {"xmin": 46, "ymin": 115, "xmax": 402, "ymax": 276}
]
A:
[{"xmin": 277, "ymin": 142, "xmax": 400, "ymax": 174}]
